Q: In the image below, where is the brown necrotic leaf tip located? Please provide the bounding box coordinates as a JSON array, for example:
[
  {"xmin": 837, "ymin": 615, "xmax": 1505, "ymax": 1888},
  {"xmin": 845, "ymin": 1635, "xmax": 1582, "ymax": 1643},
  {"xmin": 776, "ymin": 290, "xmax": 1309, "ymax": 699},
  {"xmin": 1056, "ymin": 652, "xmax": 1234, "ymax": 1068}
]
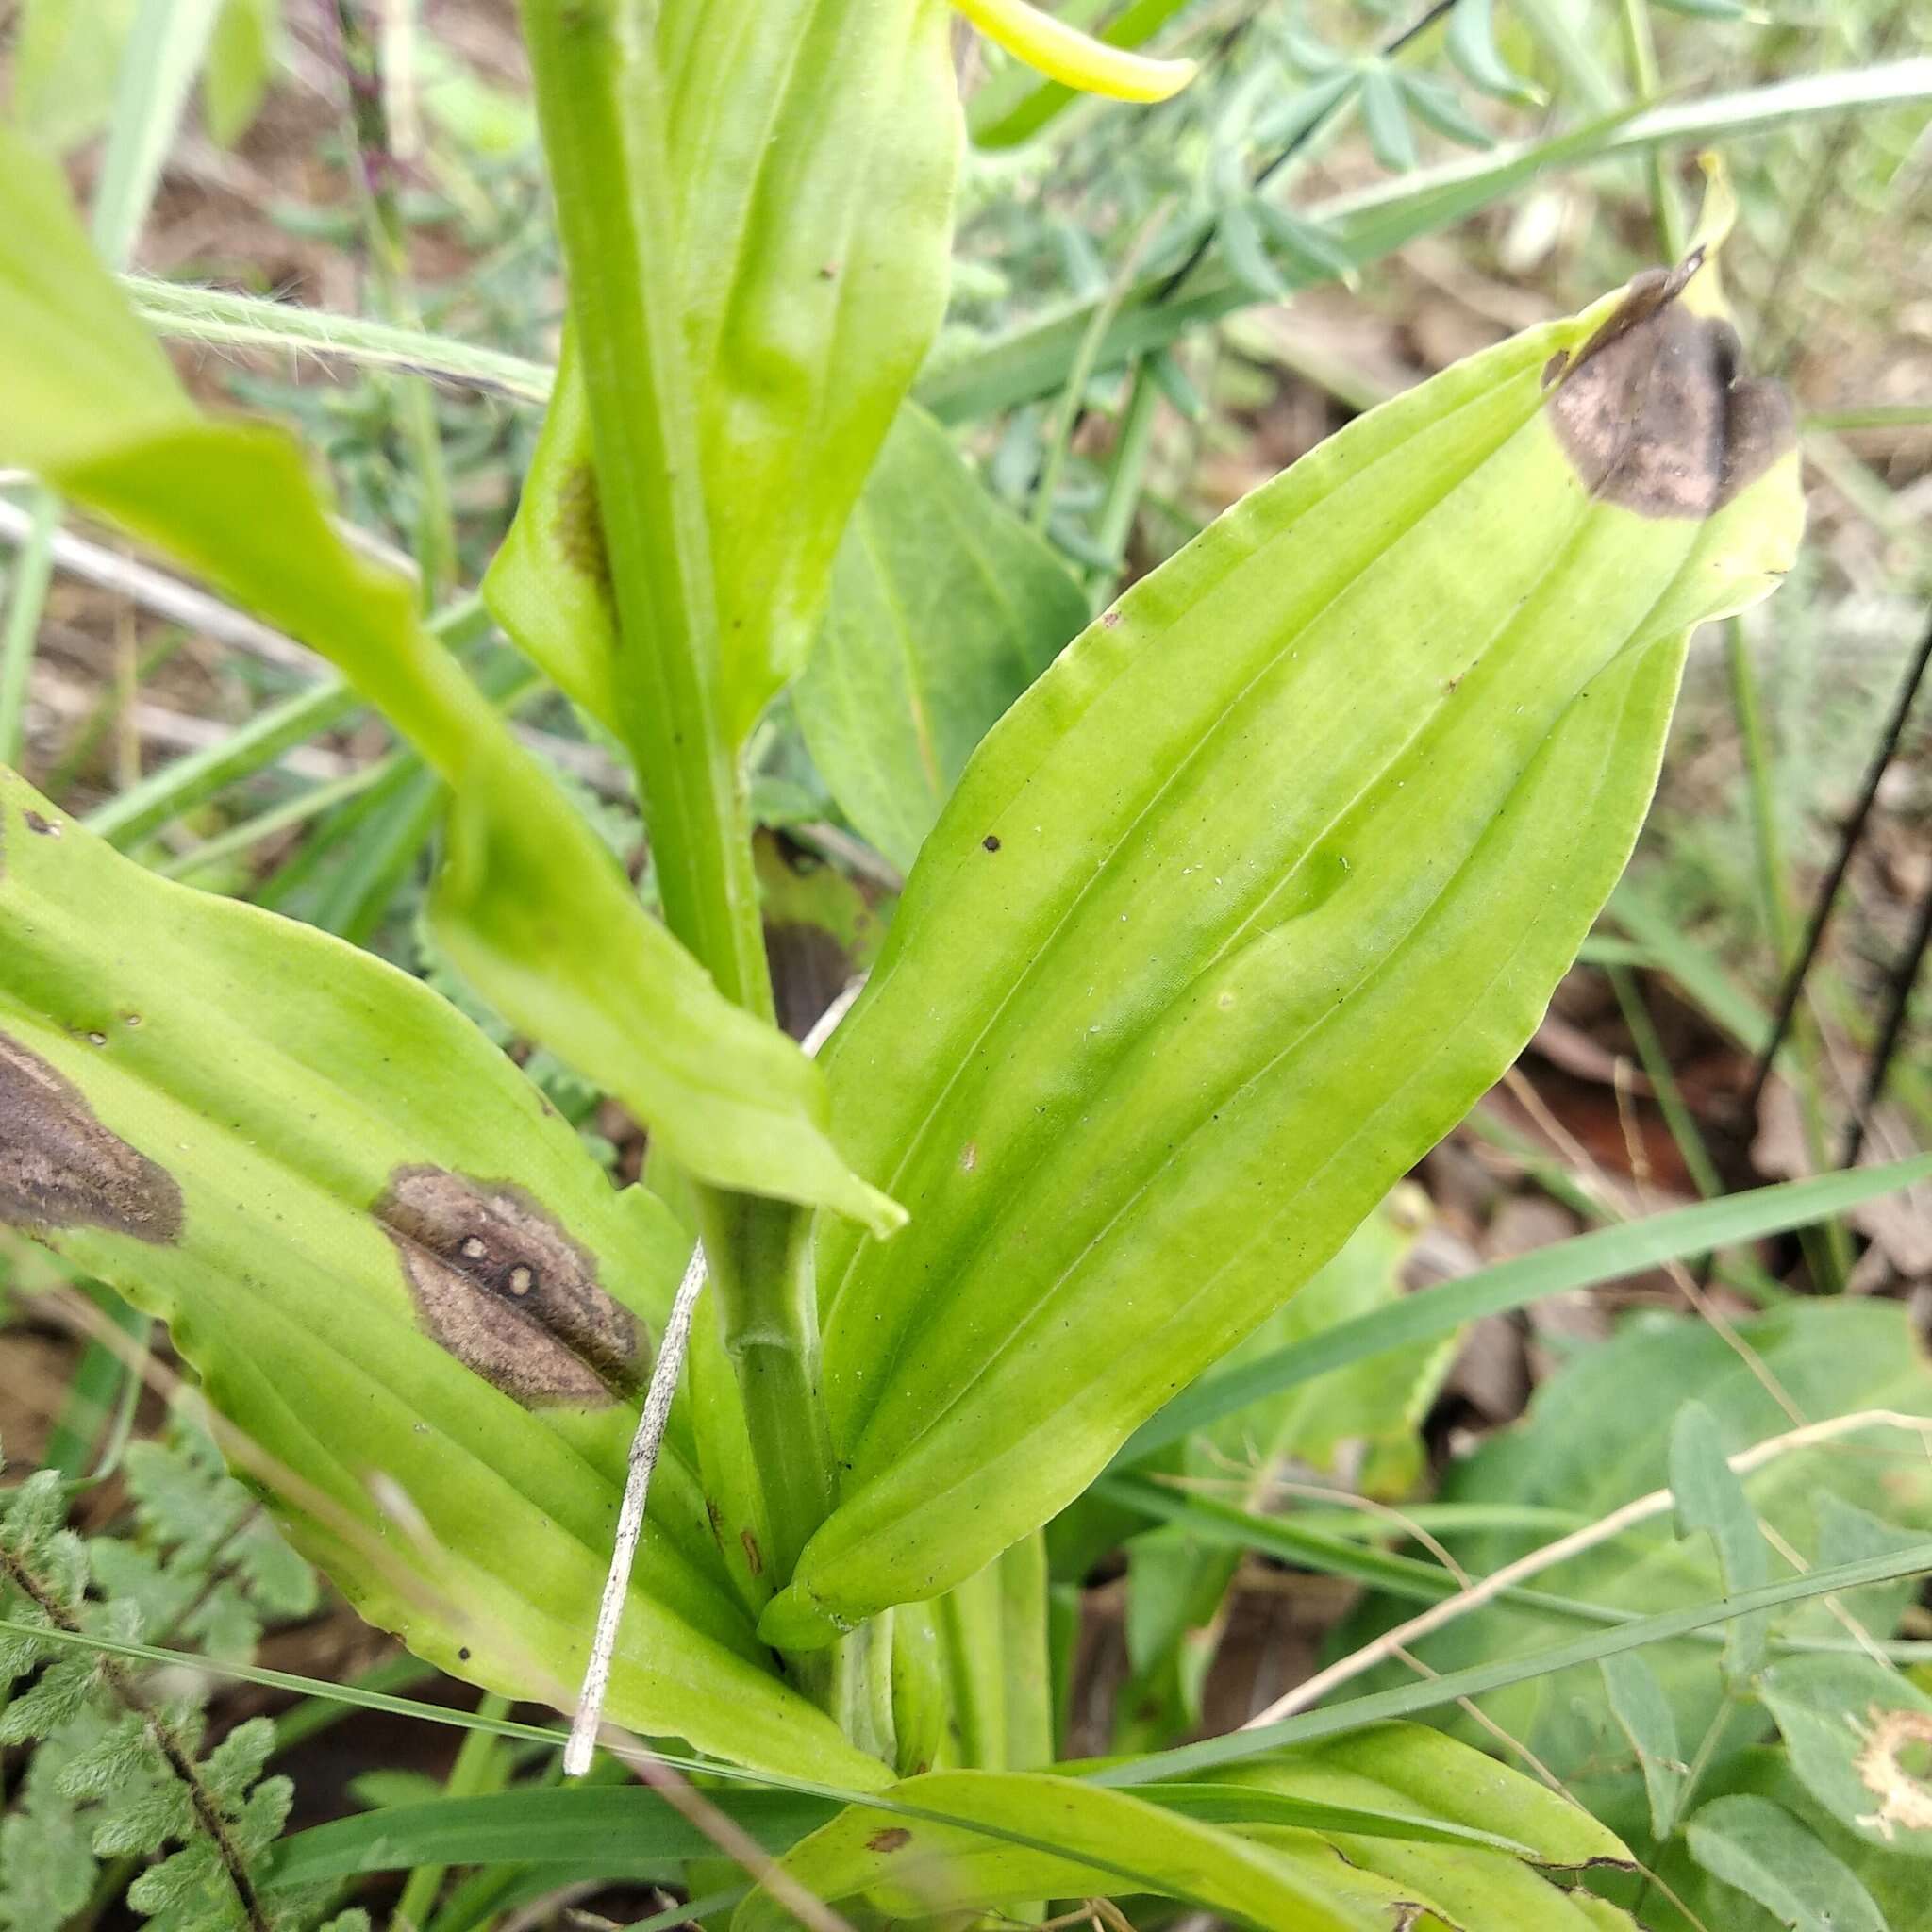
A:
[
  {"xmin": 375, "ymin": 1165, "xmax": 642, "ymax": 1408},
  {"xmin": 1547, "ymin": 260, "xmax": 1794, "ymax": 519},
  {"xmin": 0, "ymin": 1031, "xmax": 183, "ymax": 1243}
]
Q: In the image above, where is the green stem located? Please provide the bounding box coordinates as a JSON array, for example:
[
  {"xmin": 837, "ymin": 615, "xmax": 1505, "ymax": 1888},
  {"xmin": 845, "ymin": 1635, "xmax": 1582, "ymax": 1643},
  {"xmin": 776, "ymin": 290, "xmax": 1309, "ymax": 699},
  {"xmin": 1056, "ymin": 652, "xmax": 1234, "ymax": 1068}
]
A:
[
  {"xmin": 0, "ymin": 487, "xmax": 60, "ymax": 765},
  {"xmin": 1615, "ymin": 0, "xmax": 1684, "ymax": 259},
  {"xmin": 519, "ymin": 0, "xmax": 847, "ymax": 1725},
  {"xmin": 697, "ymin": 1192, "xmax": 839, "ymax": 1597},
  {"xmin": 517, "ymin": 0, "xmax": 771, "ymax": 1019},
  {"xmin": 1031, "ymin": 203, "xmax": 1172, "ymax": 539},
  {"xmin": 1090, "ymin": 356, "xmax": 1161, "ymax": 603}
]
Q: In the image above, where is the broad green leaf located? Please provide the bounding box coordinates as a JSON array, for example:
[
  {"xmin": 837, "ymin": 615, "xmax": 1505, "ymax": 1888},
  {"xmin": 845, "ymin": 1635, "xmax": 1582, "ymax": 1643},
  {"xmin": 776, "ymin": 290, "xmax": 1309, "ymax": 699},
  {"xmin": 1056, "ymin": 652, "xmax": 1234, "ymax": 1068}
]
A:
[
  {"xmin": 1669, "ymin": 1400, "xmax": 1771, "ymax": 1680},
  {"xmin": 1625, "ymin": 1746, "xmax": 1932, "ymax": 1932},
  {"xmin": 1759, "ymin": 1655, "xmax": 1932, "ymax": 1859},
  {"xmin": 1600, "ymin": 1653, "xmax": 1685, "ymax": 1840},
  {"xmin": 0, "ymin": 767, "xmax": 883, "ymax": 1788},
  {"xmin": 794, "ymin": 405, "xmax": 1089, "ymax": 874},
  {"xmin": 731, "ymin": 1759, "xmax": 1607, "ymax": 1930},
  {"xmin": 0, "ymin": 126, "xmax": 897, "ymax": 1233},
  {"xmin": 1335, "ymin": 1303, "xmax": 1932, "ymax": 1810},
  {"xmin": 1685, "ymin": 1795, "xmax": 1886, "ymax": 1932},
  {"xmin": 764, "ymin": 264, "xmax": 1804, "ymax": 1646}
]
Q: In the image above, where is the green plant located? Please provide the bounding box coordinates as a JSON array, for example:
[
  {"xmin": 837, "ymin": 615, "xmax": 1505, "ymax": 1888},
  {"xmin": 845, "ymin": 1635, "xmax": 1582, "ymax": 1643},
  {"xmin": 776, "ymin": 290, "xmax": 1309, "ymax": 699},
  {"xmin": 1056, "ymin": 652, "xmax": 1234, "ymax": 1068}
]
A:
[
  {"xmin": 2, "ymin": 2, "xmax": 1924, "ymax": 1927},
  {"xmin": 0, "ymin": 1432, "xmax": 354, "ymax": 1932}
]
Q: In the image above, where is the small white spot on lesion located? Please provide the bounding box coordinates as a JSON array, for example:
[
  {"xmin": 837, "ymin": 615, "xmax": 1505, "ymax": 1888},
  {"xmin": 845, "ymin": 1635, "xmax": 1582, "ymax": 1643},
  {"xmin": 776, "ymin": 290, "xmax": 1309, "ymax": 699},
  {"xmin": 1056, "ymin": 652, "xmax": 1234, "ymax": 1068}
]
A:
[
  {"xmin": 959, "ymin": 1142, "xmax": 978, "ymax": 1174},
  {"xmin": 460, "ymin": 1235, "xmax": 488, "ymax": 1260},
  {"xmin": 508, "ymin": 1264, "xmax": 535, "ymax": 1296}
]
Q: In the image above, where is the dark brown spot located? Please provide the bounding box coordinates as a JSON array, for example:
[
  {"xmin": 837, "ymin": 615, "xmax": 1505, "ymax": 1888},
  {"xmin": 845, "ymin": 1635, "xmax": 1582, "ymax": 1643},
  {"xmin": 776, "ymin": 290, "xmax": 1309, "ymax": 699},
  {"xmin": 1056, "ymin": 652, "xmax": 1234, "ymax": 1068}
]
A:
[
  {"xmin": 740, "ymin": 1528, "xmax": 763, "ymax": 1577},
  {"xmin": 552, "ymin": 459, "xmax": 612, "ymax": 593},
  {"xmin": 0, "ymin": 1032, "xmax": 183, "ymax": 1243},
  {"xmin": 867, "ymin": 1828, "xmax": 911, "ymax": 1854},
  {"xmin": 706, "ymin": 1498, "xmax": 724, "ymax": 1538},
  {"xmin": 1546, "ymin": 260, "xmax": 1793, "ymax": 519},
  {"xmin": 24, "ymin": 810, "xmax": 59, "ymax": 838},
  {"xmin": 458, "ymin": 1646, "xmax": 471, "ymax": 1661},
  {"xmin": 982, "ymin": 835, "xmax": 1001, "ymax": 853},
  {"xmin": 1100, "ymin": 608, "xmax": 1122, "ymax": 628},
  {"xmin": 375, "ymin": 1165, "xmax": 641, "ymax": 1408}
]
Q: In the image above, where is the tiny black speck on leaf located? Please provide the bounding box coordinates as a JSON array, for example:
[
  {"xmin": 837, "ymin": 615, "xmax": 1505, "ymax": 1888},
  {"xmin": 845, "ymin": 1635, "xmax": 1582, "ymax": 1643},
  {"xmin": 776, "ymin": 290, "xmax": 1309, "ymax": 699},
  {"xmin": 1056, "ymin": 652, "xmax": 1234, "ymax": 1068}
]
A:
[{"xmin": 982, "ymin": 835, "xmax": 1001, "ymax": 853}]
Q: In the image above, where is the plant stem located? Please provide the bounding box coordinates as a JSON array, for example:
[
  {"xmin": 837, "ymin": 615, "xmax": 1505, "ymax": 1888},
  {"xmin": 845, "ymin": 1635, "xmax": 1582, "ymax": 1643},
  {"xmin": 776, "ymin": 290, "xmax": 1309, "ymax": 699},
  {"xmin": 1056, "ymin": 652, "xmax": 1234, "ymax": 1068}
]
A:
[
  {"xmin": 698, "ymin": 1194, "xmax": 841, "ymax": 1596},
  {"xmin": 1615, "ymin": 0, "xmax": 1683, "ymax": 259},
  {"xmin": 1090, "ymin": 356, "xmax": 1162, "ymax": 602},
  {"xmin": 520, "ymin": 0, "xmax": 850, "ymax": 1731},
  {"xmin": 517, "ymin": 0, "xmax": 771, "ymax": 1019},
  {"xmin": 0, "ymin": 486, "xmax": 59, "ymax": 765}
]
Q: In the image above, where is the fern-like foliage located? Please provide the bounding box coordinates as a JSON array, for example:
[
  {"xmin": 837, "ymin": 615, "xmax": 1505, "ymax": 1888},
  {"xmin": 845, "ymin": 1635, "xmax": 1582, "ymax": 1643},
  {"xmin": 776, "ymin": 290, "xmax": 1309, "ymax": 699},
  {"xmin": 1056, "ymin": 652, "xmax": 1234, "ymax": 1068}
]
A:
[{"xmin": 0, "ymin": 1434, "xmax": 363, "ymax": 1932}]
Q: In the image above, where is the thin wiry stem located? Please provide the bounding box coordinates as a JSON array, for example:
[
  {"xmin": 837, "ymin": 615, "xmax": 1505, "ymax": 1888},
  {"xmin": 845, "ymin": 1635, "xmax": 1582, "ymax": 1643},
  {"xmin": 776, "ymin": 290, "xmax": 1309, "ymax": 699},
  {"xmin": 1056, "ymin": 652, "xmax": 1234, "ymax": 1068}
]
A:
[
  {"xmin": 1745, "ymin": 610, "xmax": 1932, "ymax": 1121},
  {"xmin": 1839, "ymin": 862, "xmax": 1932, "ymax": 1170}
]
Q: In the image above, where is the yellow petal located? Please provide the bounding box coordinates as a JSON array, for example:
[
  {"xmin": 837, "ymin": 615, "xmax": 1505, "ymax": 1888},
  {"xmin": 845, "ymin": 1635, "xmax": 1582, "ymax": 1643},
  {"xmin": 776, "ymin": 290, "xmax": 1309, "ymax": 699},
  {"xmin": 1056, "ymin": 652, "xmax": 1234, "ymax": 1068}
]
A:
[{"xmin": 954, "ymin": 0, "xmax": 1196, "ymax": 104}]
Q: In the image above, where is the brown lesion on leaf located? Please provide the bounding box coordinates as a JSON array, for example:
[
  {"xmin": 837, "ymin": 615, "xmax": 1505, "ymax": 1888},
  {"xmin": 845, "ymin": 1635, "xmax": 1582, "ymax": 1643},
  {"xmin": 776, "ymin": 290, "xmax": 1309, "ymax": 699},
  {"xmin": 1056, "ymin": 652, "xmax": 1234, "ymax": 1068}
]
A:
[
  {"xmin": 866, "ymin": 1827, "xmax": 912, "ymax": 1853},
  {"xmin": 741, "ymin": 1528, "xmax": 763, "ymax": 1577},
  {"xmin": 0, "ymin": 1032, "xmax": 183, "ymax": 1244},
  {"xmin": 23, "ymin": 810, "xmax": 61, "ymax": 838},
  {"xmin": 1546, "ymin": 256, "xmax": 1794, "ymax": 519},
  {"xmin": 552, "ymin": 458, "xmax": 612, "ymax": 596},
  {"xmin": 375, "ymin": 1165, "xmax": 642, "ymax": 1408}
]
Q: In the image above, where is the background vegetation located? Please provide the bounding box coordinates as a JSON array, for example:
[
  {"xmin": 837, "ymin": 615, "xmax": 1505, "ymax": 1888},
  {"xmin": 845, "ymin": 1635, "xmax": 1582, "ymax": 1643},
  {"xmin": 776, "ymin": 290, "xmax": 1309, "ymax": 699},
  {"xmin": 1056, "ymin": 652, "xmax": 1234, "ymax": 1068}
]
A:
[{"xmin": 1, "ymin": 2, "xmax": 1929, "ymax": 1928}]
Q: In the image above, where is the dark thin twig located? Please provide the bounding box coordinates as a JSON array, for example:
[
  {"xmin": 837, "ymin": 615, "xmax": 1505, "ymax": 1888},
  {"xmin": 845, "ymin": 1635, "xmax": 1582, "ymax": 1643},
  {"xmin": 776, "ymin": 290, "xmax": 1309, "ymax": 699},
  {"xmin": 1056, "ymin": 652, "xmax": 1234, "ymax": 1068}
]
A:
[
  {"xmin": 1743, "ymin": 611, "xmax": 1932, "ymax": 1121},
  {"xmin": 1158, "ymin": 0, "xmax": 1460, "ymax": 300},
  {"xmin": 1838, "ymin": 860, "xmax": 1932, "ymax": 1170}
]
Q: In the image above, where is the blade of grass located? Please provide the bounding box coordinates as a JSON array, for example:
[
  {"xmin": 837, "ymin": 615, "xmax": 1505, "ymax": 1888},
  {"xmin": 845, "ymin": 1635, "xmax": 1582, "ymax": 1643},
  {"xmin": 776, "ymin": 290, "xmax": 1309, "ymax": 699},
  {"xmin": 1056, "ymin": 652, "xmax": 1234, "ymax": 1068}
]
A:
[
  {"xmin": 1116, "ymin": 1157, "xmax": 1932, "ymax": 1466},
  {"xmin": 1095, "ymin": 1473, "xmax": 1932, "ymax": 1662},
  {"xmin": 0, "ymin": 486, "xmax": 59, "ymax": 764},
  {"xmin": 91, "ymin": 0, "xmax": 224, "ymax": 269},
  {"xmin": 82, "ymin": 592, "xmax": 489, "ymax": 846},
  {"xmin": 1089, "ymin": 1538, "xmax": 1932, "ymax": 1784}
]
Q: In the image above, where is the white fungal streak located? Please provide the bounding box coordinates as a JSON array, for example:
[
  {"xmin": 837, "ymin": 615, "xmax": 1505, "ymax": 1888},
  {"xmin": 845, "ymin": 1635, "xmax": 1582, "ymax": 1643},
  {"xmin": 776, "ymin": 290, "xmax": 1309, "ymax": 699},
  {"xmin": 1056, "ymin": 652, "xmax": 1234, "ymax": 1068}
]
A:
[
  {"xmin": 564, "ymin": 1237, "xmax": 707, "ymax": 1778},
  {"xmin": 563, "ymin": 977, "xmax": 868, "ymax": 1777}
]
